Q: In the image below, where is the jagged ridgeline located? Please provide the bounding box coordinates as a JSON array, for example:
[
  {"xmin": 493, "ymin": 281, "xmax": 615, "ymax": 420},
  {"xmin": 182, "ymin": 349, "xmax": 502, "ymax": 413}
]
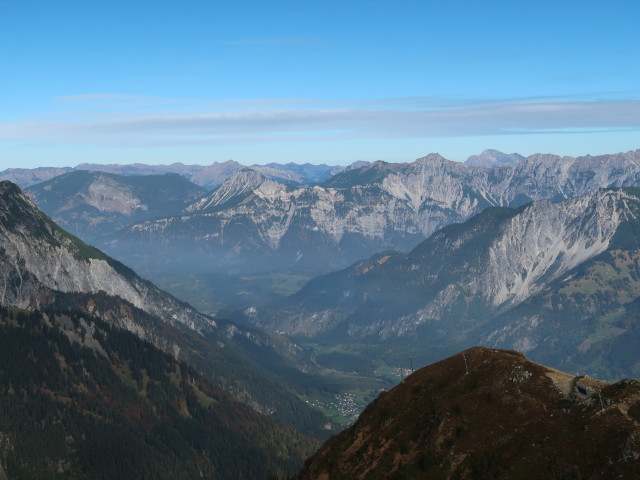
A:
[
  {"xmin": 295, "ymin": 348, "xmax": 640, "ymax": 479},
  {"xmin": 2, "ymin": 160, "xmax": 342, "ymax": 190},
  {"xmin": 11, "ymin": 150, "xmax": 640, "ymax": 314},
  {"xmin": 0, "ymin": 180, "xmax": 331, "ymax": 441},
  {"xmin": 246, "ymin": 187, "xmax": 640, "ymax": 380},
  {"xmin": 0, "ymin": 305, "xmax": 317, "ymax": 479},
  {"xmin": 117, "ymin": 150, "xmax": 640, "ymax": 267},
  {"xmin": 91, "ymin": 150, "xmax": 640, "ymax": 313}
]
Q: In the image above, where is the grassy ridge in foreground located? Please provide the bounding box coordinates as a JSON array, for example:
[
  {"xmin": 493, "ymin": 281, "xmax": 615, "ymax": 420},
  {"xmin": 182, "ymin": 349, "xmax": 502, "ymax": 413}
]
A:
[{"xmin": 295, "ymin": 347, "xmax": 640, "ymax": 480}]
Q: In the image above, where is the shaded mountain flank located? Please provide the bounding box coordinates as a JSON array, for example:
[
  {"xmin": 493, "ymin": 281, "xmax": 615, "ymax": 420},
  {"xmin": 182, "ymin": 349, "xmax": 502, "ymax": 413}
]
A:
[{"xmin": 295, "ymin": 347, "xmax": 640, "ymax": 480}]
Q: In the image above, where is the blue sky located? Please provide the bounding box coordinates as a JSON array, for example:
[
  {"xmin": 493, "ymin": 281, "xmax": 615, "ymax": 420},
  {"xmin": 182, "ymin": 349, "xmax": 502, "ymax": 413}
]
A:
[{"xmin": 1, "ymin": 0, "xmax": 639, "ymax": 168}]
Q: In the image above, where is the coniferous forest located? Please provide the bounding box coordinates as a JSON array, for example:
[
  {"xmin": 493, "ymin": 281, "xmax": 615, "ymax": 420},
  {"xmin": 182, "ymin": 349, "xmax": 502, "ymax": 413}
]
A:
[{"xmin": 0, "ymin": 305, "xmax": 317, "ymax": 479}]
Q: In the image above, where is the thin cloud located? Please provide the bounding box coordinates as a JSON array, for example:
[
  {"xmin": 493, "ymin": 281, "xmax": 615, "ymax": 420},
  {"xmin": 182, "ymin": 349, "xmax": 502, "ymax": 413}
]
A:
[{"xmin": 1, "ymin": 96, "xmax": 639, "ymax": 147}]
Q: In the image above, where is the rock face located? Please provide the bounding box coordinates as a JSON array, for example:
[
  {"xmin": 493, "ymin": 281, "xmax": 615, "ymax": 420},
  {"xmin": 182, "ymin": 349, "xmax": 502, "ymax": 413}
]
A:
[
  {"xmin": 0, "ymin": 180, "xmax": 213, "ymax": 332},
  {"xmin": 248, "ymin": 187, "xmax": 640, "ymax": 380},
  {"xmin": 0, "ymin": 181, "xmax": 214, "ymax": 330},
  {"xmin": 126, "ymin": 168, "xmax": 426, "ymax": 263},
  {"xmin": 295, "ymin": 347, "xmax": 640, "ymax": 480}
]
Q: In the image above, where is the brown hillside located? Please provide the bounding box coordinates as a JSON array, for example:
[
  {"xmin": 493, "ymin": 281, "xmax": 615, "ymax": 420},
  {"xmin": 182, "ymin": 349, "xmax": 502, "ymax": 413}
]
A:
[{"xmin": 295, "ymin": 347, "xmax": 640, "ymax": 479}]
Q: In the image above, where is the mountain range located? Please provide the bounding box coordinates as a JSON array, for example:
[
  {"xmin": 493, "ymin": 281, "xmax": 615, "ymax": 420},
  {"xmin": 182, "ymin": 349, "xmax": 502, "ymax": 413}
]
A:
[
  {"xmin": 3, "ymin": 148, "xmax": 523, "ymax": 190},
  {"xmin": 102, "ymin": 149, "xmax": 640, "ymax": 312},
  {"xmin": 1, "ymin": 160, "xmax": 349, "ymax": 190},
  {"xmin": 242, "ymin": 187, "xmax": 640, "ymax": 381},
  {"xmin": 0, "ymin": 149, "xmax": 529, "ymax": 191}
]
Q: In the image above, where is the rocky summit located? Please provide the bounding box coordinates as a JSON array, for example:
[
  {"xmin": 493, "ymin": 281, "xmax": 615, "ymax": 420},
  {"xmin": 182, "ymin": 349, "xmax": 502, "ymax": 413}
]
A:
[
  {"xmin": 295, "ymin": 347, "xmax": 640, "ymax": 480},
  {"xmin": 465, "ymin": 149, "xmax": 524, "ymax": 167}
]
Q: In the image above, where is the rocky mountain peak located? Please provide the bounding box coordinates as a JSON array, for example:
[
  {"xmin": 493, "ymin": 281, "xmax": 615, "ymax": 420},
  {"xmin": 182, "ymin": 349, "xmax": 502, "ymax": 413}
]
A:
[
  {"xmin": 217, "ymin": 167, "xmax": 269, "ymax": 188},
  {"xmin": 465, "ymin": 149, "xmax": 525, "ymax": 167},
  {"xmin": 185, "ymin": 168, "xmax": 286, "ymax": 212},
  {"xmin": 345, "ymin": 160, "xmax": 371, "ymax": 170},
  {"xmin": 520, "ymin": 152, "xmax": 564, "ymax": 166},
  {"xmin": 1, "ymin": 179, "xmax": 28, "ymax": 200},
  {"xmin": 0, "ymin": 180, "xmax": 42, "ymax": 223},
  {"xmin": 415, "ymin": 152, "xmax": 450, "ymax": 164}
]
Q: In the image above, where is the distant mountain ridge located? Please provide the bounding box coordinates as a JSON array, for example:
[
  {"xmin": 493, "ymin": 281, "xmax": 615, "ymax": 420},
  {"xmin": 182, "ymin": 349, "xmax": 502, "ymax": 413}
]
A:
[
  {"xmin": 26, "ymin": 170, "xmax": 207, "ymax": 242},
  {"xmin": 8, "ymin": 149, "xmax": 640, "ymax": 314},
  {"xmin": 0, "ymin": 148, "xmax": 533, "ymax": 190},
  {"xmin": 1, "ymin": 159, "xmax": 355, "ymax": 189},
  {"xmin": 464, "ymin": 148, "xmax": 524, "ymax": 167},
  {"xmin": 4, "ymin": 148, "xmax": 633, "ymax": 190},
  {"xmin": 0, "ymin": 166, "xmax": 73, "ymax": 188}
]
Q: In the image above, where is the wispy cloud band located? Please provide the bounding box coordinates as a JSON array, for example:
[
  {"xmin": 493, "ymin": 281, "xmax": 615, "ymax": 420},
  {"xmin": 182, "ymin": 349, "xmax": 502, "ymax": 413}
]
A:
[{"xmin": 2, "ymin": 96, "xmax": 639, "ymax": 147}]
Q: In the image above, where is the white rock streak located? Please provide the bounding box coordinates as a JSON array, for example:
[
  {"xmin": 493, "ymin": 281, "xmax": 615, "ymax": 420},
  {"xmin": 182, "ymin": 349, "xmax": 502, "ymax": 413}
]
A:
[{"xmin": 485, "ymin": 190, "xmax": 633, "ymax": 306}]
